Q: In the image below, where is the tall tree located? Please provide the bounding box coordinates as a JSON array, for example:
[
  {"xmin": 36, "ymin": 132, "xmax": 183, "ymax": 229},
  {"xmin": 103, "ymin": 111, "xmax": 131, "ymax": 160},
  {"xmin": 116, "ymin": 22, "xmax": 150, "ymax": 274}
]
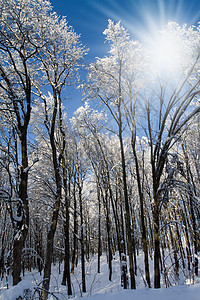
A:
[
  {"xmin": 85, "ymin": 20, "xmax": 143, "ymax": 289},
  {"xmin": 0, "ymin": 0, "xmax": 52, "ymax": 285},
  {"xmin": 33, "ymin": 13, "xmax": 86, "ymax": 298},
  {"xmin": 142, "ymin": 22, "xmax": 200, "ymax": 288}
]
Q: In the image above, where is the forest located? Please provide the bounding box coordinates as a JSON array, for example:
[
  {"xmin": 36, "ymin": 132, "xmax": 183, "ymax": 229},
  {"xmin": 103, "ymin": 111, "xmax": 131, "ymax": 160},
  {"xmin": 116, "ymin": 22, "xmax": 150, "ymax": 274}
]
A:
[{"xmin": 0, "ymin": 0, "xmax": 200, "ymax": 299}]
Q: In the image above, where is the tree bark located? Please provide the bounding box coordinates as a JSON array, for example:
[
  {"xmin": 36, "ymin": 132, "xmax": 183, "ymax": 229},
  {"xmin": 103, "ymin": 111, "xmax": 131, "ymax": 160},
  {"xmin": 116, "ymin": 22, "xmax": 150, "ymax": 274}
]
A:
[
  {"xmin": 41, "ymin": 191, "xmax": 61, "ymax": 300},
  {"xmin": 182, "ymin": 144, "xmax": 198, "ymax": 276},
  {"xmin": 42, "ymin": 90, "xmax": 62, "ymax": 300},
  {"xmin": 118, "ymin": 112, "xmax": 136, "ymax": 289},
  {"xmin": 71, "ymin": 179, "xmax": 78, "ymax": 274},
  {"xmin": 13, "ymin": 129, "xmax": 29, "ymax": 285},
  {"xmin": 97, "ymin": 185, "xmax": 102, "ymax": 273},
  {"xmin": 104, "ymin": 189, "xmax": 112, "ymax": 281},
  {"xmin": 61, "ymin": 172, "xmax": 72, "ymax": 295},
  {"xmin": 153, "ymin": 196, "xmax": 161, "ymax": 289},
  {"xmin": 78, "ymin": 178, "xmax": 86, "ymax": 293},
  {"xmin": 131, "ymin": 137, "xmax": 151, "ymax": 288}
]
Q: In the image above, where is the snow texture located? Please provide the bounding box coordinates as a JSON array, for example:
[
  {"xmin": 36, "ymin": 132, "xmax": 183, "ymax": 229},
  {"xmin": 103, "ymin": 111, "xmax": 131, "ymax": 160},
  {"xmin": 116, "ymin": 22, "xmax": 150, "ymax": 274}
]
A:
[
  {"xmin": 0, "ymin": 254, "xmax": 200, "ymax": 299},
  {"xmin": 0, "ymin": 280, "xmax": 33, "ymax": 300}
]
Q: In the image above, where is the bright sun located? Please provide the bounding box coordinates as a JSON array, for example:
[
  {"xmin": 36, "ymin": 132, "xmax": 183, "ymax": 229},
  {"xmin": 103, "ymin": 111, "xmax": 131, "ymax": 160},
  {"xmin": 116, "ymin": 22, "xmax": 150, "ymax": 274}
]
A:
[
  {"xmin": 149, "ymin": 31, "xmax": 182, "ymax": 75},
  {"xmin": 145, "ymin": 19, "xmax": 196, "ymax": 82}
]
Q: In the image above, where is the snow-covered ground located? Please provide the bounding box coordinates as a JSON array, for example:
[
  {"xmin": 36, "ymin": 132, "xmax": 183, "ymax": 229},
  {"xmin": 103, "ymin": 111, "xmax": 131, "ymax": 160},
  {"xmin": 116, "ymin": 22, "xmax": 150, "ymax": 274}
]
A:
[
  {"xmin": 81, "ymin": 284, "xmax": 200, "ymax": 300},
  {"xmin": 1, "ymin": 253, "xmax": 200, "ymax": 299}
]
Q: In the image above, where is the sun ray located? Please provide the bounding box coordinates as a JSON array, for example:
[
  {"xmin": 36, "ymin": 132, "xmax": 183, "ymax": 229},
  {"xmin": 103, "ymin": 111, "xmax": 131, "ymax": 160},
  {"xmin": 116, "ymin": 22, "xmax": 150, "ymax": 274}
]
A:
[{"xmin": 148, "ymin": 27, "xmax": 182, "ymax": 75}]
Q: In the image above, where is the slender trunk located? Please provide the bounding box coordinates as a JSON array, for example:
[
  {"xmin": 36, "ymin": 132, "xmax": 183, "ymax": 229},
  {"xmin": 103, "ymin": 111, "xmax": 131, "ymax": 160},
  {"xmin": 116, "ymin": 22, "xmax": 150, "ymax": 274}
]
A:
[
  {"xmin": 118, "ymin": 115, "xmax": 135, "ymax": 289},
  {"xmin": 182, "ymin": 144, "xmax": 198, "ymax": 276},
  {"xmin": 62, "ymin": 217, "xmax": 72, "ymax": 294},
  {"xmin": 42, "ymin": 191, "xmax": 61, "ymax": 300},
  {"xmin": 174, "ymin": 208, "xmax": 185, "ymax": 272},
  {"xmin": 13, "ymin": 130, "xmax": 29, "ymax": 286},
  {"xmin": 95, "ymin": 133, "xmax": 122, "ymax": 264},
  {"xmin": 119, "ymin": 185, "xmax": 126, "ymax": 256},
  {"xmin": 0, "ymin": 223, "xmax": 6, "ymax": 279},
  {"xmin": 119, "ymin": 180, "xmax": 128, "ymax": 289},
  {"xmin": 131, "ymin": 210, "xmax": 137, "ymax": 276},
  {"xmin": 61, "ymin": 173, "xmax": 72, "ymax": 295},
  {"xmin": 42, "ymin": 94, "xmax": 62, "ymax": 299},
  {"xmin": 181, "ymin": 200, "xmax": 192, "ymax": 271},
  {"xmin": 168, "ymin": 220, "xmax": 179, "ymax": 281},
  {"xmin": 97, "ymin": 185, "xmax": 101, "ymax": 273},
  {"xmin": 153, "ymin": 196, "xmax": 160, "ymax": 288},
  {"xmin": 36, "ymin": 222, "xmax": 43, "ymax": 275},
  {"xmin": 71, "ymin": 180, "xmax": 78, "ymax": 274},
  {"xmin": 188, "ymin": 195, "xmax": 198, "ymax": 276},
  {"xmin": 109, "ymin": 185, "xmax": 122, "ymax": 262},
  {"xmin": 131, "ymin": 138, "xmax": 151, "ymax": 287},
  {"xmin": 86, "ymin": 208, "xmax": 90, "ymax": 261},
  {"xmin": 105, "ymin": 190, "xmax": 112, "ymax": 281},
  {"xmin": 28, "ymin": 232, "xmax": 32, "ymax": 272},
  {"xmin": 79, "ymin": 183, "xmax": 86, "ymax": 293}
]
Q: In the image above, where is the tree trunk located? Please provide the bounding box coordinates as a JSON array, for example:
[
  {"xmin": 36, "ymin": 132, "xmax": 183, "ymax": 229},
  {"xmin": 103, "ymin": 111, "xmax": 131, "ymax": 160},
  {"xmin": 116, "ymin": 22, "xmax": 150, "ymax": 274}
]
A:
[
  {"xmin": 183, "ymin": 146, "xmax": 198, "ymax": 276},
  {"xmin": 105, "ymin": 190, "xmax": 112, "ymax": 281},
  {"xmin": 153, "ymin": 197, "xmax": 161, "ymax": 289},
  {"xmin": 42, "ymin": 116, "xmax": 62, "ymax": 299},
  {"xmin": 41, "ymin": 88, "xmax": 63, "ymax": 300},
  {"xmin": 0, "ymin": 227, "xmax": 6, "ymax": 280},
  {"xmin": 97, "ymin": 185, "xmax": 101, "ymax": 273},
  {"xmin": 61, "ymin": 179, "xmax": 72, "ymax": 295},
  {"xmin": 119, "ymin": 185, "xmax": 126, "ymax": 256},
  {"xmin": 131, "ymin": 138, "xmax": 151, "ymax": 287},
  {"xmin": 109, "ymin": 184, "xmax": 122, "ymax": 263},
  {"xmin": 71, "ymin": 179, "xmax": 78, "ymax": 274},
  {"xmin": 181, "ymin": 200, "xmax": 192, "ymax": 271},
  {"xmin": 13, "ymin": 130, "xmax": 29, "ymax": 286},
  {"xmin": 13, "ymin": 237, "xmax": 23, "ymax": 286},
  {"xmin": 41, "ymin": 191, "xmax": 61, "ymax": 300},
  {"xmin": 118, "ymin": 114, "xmax": 136, "ymax": 289},
  {"xmin": 62, "ymin": 217, "xmax": 72, "ymax": 295},
  {"xmin": 61, "ymin": 164, "xmax": 72, "ymax": 295},
  {"xmin": 79, "ymin": 183, "xmax": 86, "ymax": 293}
]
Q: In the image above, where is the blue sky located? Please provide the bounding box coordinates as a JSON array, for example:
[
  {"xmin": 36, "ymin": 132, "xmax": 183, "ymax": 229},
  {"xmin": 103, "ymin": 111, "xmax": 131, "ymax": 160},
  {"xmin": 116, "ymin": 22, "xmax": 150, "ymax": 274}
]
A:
[{"xmin": 50, "ymin": 0, "xmax": 200, "ymax": 117}]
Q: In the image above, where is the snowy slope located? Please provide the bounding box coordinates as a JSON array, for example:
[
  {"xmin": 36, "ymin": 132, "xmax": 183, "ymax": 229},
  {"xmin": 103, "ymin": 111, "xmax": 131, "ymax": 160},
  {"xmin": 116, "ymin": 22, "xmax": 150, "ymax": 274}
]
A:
[{"xmin": 1, "ymin": 253, "xmax": 200, "ymax": 299}]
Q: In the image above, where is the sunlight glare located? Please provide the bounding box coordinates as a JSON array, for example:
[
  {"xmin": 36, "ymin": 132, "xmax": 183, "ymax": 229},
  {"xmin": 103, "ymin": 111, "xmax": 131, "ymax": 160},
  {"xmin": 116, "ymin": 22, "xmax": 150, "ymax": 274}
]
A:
[{"xmin": 149, "ymin": 30, "xmax": 181, "ymax": 75}]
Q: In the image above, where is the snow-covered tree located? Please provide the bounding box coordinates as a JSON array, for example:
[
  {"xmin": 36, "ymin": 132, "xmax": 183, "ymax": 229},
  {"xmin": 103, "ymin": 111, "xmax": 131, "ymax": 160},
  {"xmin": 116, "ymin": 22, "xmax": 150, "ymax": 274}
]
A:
[
  {"xmin": 84, "ymin": 20, "xmax": 146, "ymax": 289},
  {"xmin": 84, "ymin": 20, "xmax": 200, "ymax": 289},
  {"xmin": 0, "ymin": 0, "xmax": 53, "ymax": 285}
]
